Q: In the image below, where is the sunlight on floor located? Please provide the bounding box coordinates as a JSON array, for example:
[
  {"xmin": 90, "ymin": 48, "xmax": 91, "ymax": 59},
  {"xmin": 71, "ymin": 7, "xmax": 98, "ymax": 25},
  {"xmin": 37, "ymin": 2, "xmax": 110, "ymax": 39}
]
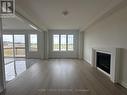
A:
[{"xmin": 4, "ymin": 58, "xmax": 36, "ymax": 82}]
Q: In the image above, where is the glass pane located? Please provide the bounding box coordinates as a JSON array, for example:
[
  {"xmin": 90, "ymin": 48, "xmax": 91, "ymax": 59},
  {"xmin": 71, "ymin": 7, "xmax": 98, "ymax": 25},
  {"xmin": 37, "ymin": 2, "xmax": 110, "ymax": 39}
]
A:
[
  {"xmin": 14, "ymin": 35, "xmax": 25, "ymax": 57},
  {"xmin": 61, "ymin": 35, "xmax": 66, "ymax": 51},
  {"xmin": 3, "ymin": 35, "xmax": 14, "ymax": 57},
  {"xmin": 5, "ymin": 62, "xmax": 16, "ymax": 81},
  {"xmin": 29, "ymin": 34, "xmax": 38, "ymax": 51},
  {"xmin": 68, "ymin": 35, "xmax": 74, "ymax": 51},
  {"xmin": 53, "ymin": 35, "xmax": 59, "ymax": 51}
]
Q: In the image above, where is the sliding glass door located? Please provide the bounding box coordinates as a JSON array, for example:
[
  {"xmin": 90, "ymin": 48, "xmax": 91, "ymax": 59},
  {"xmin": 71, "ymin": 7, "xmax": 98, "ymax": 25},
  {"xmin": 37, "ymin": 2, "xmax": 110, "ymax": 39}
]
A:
[
  {"xmin": 14, "ymin": 35, "xmax": 25, "ymax": 57},
  {"xmin": 3, "ymin": 35, "xmax": 14, "ymax": 64},
  {"xmin": 3, "ymin": 34, "xmax": 26, "ymax": 59},
  {"xmin": 3, "ymin": 35, "xmax": 14, "ymax": 58}
]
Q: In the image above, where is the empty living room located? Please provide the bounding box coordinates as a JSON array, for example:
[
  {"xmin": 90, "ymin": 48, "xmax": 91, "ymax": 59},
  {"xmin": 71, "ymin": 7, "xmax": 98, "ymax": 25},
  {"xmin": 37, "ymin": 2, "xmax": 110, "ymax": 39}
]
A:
[{"xmin": 0, "ymin": 0, "xmax": 127, "ymax": 95}]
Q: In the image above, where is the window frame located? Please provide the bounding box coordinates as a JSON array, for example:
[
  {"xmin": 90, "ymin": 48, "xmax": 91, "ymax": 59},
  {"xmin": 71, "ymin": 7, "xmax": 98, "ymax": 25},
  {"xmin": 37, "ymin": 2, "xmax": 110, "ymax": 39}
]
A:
[
  {"xmin": 29, "ymin": 34, "xmax": 38, "ymax": 52},
  {"xmin": 53, "ymin": 34, "xmax": 60, "ymax": 51},
  {"xmin": 60, "ymin": 34, "xmax": 67, "ymax": 51},
  {"xmin": 52, "ymin": 34, "xmax": 74, "ymax": 52},
  {"xmin": 67, "ymin": 35, "xmax": 74, "ymax": 51}
]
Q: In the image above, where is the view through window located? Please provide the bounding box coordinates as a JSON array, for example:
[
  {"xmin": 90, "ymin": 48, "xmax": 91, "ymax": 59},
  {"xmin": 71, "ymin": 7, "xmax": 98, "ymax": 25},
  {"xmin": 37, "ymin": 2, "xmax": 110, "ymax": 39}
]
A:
[
  {"xmin": 14, "ymin": 35, "xmax": 25, "ymax": 57},
  {"xmin": 3, "ymin": 35, "xmax": 26, "ymax": 58},
  {"xmin": 53, "ymin": 35, "xmax": 59, "ymax": 51},
  {"xmin": 61, "ymin": 35, "xmax": 66, "ymax": 51},
  {"xmin": 29, "ymin": 34, "xmax": 38, "ymax": 51},
  {"xmin": 3, "ymin": 35, "xmax": 14, "ymax": 57},
  {"xmin": 68, "ymin": 35, "xmax": 74, "ymax": 51},
  {"xmin": 53, "ymin": 34, "xmax": 74, "ymax": 51}
]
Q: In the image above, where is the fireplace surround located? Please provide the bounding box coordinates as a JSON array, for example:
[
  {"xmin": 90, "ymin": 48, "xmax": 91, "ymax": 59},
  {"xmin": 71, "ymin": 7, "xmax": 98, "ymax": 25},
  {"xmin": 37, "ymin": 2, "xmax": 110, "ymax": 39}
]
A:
[{"xmin": 92, "ymin": 48, "xmax": 121, "ymax": 83}]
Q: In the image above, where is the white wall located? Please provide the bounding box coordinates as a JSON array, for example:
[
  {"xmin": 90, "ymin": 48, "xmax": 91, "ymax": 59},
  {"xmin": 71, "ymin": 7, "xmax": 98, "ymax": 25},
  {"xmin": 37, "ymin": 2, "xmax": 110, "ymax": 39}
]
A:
[
  {"xmin": 83, "ymin": 5, "xmax": 127, "ymax": 88},
  {"xmin": 3, "ymin": 29, "xmax": 44, "ymax": 59}
]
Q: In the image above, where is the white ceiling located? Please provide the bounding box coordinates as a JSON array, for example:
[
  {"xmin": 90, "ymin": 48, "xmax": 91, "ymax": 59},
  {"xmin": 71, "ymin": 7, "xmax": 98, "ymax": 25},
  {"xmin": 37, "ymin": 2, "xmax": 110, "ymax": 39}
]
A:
[
  {"xmin": 2, "ymin": 16, "xmax": 33, "ymax": 30},
  {"xmin": 15, "ymin": 0, "xmax": 123, "ymax": 30}
]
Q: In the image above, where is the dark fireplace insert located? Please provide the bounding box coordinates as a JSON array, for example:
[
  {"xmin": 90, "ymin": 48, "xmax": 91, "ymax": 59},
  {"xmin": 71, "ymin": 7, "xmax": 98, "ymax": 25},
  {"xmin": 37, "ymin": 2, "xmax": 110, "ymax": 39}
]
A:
[{"xmin": 96, "ymin": 52, "xmax": 111, "ymax": 74}]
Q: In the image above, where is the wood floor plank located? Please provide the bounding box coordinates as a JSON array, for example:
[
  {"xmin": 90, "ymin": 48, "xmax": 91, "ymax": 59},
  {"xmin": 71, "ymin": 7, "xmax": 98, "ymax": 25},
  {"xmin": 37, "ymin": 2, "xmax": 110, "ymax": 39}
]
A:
[{"xmin": 1, "ymin": 59, "xmax": 127, "ymax": 95}]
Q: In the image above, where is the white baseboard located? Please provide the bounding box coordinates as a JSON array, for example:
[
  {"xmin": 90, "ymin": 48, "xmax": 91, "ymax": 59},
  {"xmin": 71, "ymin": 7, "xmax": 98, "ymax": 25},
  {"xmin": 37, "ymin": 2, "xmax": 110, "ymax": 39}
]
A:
[
  {"xmin": 83, "ymin": 58, "xmax": 90, "ymax": 64},
  {"xmin": 83, "ymin": 57, "xmax": 127, "ymax": 89},
  {"xmin": 97, "ymin": 67, "xmax": 110, "ymax": 77},
  {"xmin": 120, "ymin": 81, "xmax": 127, "ymax": 89}
]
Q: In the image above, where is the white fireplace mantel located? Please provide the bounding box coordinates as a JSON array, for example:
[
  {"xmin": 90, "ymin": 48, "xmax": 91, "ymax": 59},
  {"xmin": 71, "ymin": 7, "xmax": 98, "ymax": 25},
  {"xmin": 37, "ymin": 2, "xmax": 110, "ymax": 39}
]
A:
[{"xmin": 91, "ymin": 47, "xmax": 121, "ymax": 83}]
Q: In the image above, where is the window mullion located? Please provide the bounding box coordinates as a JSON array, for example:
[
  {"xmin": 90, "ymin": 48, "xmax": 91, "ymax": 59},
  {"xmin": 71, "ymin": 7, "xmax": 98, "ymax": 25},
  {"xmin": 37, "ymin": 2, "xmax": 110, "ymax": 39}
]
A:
[
  {"xmin": 66, "ymin": 34, "xmax": 68, "ymax": 51},
  {"xmin": 59, "ymin": 34, "xmax": 61, "ymax": 51}
]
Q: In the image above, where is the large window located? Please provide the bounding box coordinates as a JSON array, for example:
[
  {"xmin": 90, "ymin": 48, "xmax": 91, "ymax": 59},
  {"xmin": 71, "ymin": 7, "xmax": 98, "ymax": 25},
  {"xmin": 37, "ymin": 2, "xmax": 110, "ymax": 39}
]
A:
[
  {"xmin": 29, "ymin": 34, "xmax": 38, "ymax": 51},
  {"xmin": 68, "ymin": 35, "xmax": 74, "ymax": 51},
  {"xmin": 60, "ymin": 35, "xmax": 66, "ymax": 51},
  {"xmin": 53, "ymin": 35, "xmax": 59, "ymax": 51},
  {"xmin": 53, "ymin": 34, "xmax": 74, "ymax": 51}
]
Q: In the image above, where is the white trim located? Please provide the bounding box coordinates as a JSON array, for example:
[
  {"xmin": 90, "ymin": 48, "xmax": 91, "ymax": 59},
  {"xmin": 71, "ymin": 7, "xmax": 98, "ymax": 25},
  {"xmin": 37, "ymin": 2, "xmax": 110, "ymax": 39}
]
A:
[
  {"xmin": 80, "ymin": 0, "xmax": 127, "ymax": 31},
  {"xmin": 120, "ymin": 81, "xmax": 127, "ymax": 89},
  {"xmin": 97, "ymin": 67, "xmax": 110, "ymax": 77},
  {"xmin": 15, "ymin": 12, "xmax": 45, "ymax": 32},
  {"xmin": 48, "ymin": 30, "xmax": 79, "ymax": 59}
]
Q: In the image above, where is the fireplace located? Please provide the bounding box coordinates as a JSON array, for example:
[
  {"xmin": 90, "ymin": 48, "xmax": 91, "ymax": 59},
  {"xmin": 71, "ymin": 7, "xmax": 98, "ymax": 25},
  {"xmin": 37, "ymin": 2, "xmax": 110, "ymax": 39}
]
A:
[
  {"xmin": 96, "ymin": 52, "xmax": 111, "ymax": 74},
  {"xmin": 92, "ymin": 48, "xmax": 121, "ymax": 83}
]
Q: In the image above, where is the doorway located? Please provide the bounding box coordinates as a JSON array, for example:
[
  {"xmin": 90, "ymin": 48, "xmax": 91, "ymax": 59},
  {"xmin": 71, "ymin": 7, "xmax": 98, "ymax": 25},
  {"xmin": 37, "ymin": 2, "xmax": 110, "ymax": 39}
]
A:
[
  {"xmin": 3, "ymin": 34, "xmax": 26, "ymax": 81},
  {"xmin": 14, "ymin": 35, "xmax": 25, "ymax": 58},
  {"xmin": 3, "ymin": 35, "xmax": 14, "ymax": 64}
]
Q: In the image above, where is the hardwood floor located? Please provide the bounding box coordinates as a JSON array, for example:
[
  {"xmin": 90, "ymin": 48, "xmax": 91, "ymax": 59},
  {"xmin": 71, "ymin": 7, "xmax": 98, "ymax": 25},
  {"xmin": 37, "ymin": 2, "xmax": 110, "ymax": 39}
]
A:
[{"xmin": 1, "ymin": 59, "xmax": 127, "ymax": 95}]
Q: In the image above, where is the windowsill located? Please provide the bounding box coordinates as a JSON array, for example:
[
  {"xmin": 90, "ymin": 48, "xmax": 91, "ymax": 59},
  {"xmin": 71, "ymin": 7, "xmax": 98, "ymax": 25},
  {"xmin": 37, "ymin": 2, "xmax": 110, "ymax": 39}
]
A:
[{"xmin": 52, "ymin": 51, "xmax": 74, "ymax": 52}]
